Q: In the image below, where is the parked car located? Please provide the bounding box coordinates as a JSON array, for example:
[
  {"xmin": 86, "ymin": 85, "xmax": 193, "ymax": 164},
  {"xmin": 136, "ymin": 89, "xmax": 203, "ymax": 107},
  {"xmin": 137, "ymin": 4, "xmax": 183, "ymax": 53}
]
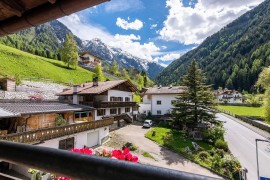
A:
[{"xmin": 143, "ymin": 120, "xmax": 152, "ymax": 128}]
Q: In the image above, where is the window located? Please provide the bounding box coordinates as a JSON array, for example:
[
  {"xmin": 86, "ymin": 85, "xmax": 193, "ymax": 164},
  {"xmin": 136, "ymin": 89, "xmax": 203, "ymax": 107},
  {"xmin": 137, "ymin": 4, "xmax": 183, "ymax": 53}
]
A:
[
  {"xmin": 157, "ymin": 100, "xmax": 161, "ymax": 105},
  {"xmin": 125, "ymin": 107, "xmax": 130, "ymax": 113},
  {"xmin": 59, "ymin": 137, "xmax": 74, "ymax": 150},
  {"xmin": 157, "ymin": 110, "xmax": 162, "ymax": 115},
  {"xmin": 125, "ymin": 97, "xmax": 130, "ymax": 102},
  {"xmin": 110, "ymin": 108, "xmax": 117, "ymax": 114},
  {"xmin": 118, "ymin": 97, "xmax": 123, "ymax": 101},
  {"xmin": 110, "ymin": 96, "xmax": 116, "ymax": 101},
  {"xmin": 97, "ymin": 109, "xmax": 106, "ymax": 116}
]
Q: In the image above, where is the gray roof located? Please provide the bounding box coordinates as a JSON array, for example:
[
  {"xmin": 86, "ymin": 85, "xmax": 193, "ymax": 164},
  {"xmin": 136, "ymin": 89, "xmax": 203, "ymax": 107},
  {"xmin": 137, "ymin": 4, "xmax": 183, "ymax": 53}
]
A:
[
  {"xmin": 144, "ymin": 86, "xmax": 186, "ymax": 95},
  {"xmin": 0, "ymin": 102, "xmax": 94, "ymax": 117}
]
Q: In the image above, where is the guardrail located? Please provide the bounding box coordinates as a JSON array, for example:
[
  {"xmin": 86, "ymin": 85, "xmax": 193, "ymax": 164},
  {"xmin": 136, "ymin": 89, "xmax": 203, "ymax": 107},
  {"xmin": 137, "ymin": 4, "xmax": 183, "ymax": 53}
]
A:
[
  {"xmin": 0, "ymin": 141, "xmax": 220, "ymax": 180},
  {"xmin": 0, "ymin": 118, "xmax": 114, "ymax": 144}
]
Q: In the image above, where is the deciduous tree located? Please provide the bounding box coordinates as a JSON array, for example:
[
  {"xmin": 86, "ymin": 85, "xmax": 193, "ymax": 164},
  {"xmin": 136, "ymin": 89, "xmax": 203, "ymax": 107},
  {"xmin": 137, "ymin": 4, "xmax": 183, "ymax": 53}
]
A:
[{"xmin": 60, "ymin": 33, "xmax": 78, "ymax": 69}]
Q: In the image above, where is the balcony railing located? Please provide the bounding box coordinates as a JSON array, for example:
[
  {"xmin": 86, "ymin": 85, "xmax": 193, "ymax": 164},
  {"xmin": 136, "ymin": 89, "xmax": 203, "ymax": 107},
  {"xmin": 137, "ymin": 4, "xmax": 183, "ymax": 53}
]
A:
[
  {"xmin": 80, "ymin": 101, "xmax": 137, "ymax": 108},
  {"xmin": 0, "ymin": 118, "xmax": 114, "ymax": 144},
  {"xmin": 0, "ymin": 141, "xmax": 220, "ymax": 180}
]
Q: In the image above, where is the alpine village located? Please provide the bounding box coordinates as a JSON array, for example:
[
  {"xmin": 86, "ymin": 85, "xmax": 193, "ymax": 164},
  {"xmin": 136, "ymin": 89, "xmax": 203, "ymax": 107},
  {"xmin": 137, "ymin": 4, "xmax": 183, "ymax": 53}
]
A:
[{"xmin": 0, "ymin": 0, "xmax": 269, "ymax": 180}]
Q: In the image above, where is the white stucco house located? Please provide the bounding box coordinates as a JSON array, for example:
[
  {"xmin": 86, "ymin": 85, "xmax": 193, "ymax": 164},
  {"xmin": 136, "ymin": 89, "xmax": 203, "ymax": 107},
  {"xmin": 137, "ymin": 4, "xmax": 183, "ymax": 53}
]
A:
[
  {"xmin": 214, "ymin": 89, "xmax": 243, "ymax": 104},
  {"xmin": 58, "ymin": 79, "xmax": 138, "ymax": 122},
  {"xmin": 139, "ymin": 86, "xmax": 185, "ymax": 116},
  {"xmin": 79, "ymin": 52, "xmax": 102, "ymax": 67}
]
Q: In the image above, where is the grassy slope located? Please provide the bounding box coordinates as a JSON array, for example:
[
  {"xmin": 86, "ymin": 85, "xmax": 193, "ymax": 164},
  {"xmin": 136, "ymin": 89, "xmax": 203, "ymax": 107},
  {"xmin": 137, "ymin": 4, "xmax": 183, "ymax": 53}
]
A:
[
  {"xmin": 0, "ymin": 44, "xmax": 95, "ymax": 84},
  {"xmin": 218, "ymin": 105, "xmax": 264, "ymax": 117}
]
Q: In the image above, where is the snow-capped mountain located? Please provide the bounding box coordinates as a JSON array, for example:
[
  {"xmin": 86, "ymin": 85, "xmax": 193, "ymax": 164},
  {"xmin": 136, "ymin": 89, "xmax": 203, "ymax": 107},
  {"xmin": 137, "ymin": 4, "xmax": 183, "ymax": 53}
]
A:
[{"xmin": 82, "ymin": 38, "xmax": 164, "ymax": 79}]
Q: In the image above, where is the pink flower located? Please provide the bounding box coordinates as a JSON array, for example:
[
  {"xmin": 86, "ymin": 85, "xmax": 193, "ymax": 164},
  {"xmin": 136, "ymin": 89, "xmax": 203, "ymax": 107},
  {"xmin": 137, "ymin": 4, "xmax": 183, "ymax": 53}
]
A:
[
  {"xmin": 125, "ymin": 153, "xmax": 133, "ymax": 161},
  {"xmin": 132, "ymin": 156, "xmax": 139, "ymax": 163},
  {"xmin": 123, "ymin": 147, "xmax": 130, "ymax": 155}
]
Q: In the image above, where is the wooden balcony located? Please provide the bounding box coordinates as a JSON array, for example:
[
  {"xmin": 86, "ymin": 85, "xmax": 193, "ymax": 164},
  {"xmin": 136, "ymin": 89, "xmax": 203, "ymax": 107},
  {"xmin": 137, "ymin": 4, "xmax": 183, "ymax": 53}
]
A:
[
  {"xmin": 0, "ymin": 118, "xmax": 113, "ymax": 144},
  {"xmin": 93, "ymin": 101, "xmax": 137, "ymax": 108}
]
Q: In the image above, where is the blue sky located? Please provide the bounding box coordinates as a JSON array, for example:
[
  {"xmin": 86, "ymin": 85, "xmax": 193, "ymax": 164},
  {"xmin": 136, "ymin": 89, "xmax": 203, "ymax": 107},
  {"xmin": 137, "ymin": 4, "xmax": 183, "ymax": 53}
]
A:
[{"xmin": 59, "ymin": 0, "xmax": 264, "ymax": 67}]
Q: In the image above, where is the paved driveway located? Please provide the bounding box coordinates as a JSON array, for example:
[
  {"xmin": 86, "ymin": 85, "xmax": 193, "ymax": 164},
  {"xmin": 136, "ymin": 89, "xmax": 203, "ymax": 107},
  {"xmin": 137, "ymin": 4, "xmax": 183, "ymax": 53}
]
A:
[{"xmin": 100, "ymin": 123, "xmax": 221, "ymax": 179}]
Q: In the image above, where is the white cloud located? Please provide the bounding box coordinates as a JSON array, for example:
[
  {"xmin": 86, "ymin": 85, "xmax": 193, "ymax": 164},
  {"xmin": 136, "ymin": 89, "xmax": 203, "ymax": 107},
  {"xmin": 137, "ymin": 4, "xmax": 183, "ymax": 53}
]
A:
[
  {"xmin": 150, "ymin": 24, "xmax": 158, "ymax": 29},
  {"xmin": 159, "ymin": 0, "xmax": 264, "ymax": 45},
  {"xmin": 116, "ymin": 18, "xmax": 143, "ymax": 30},
  {"xmin": 104, "ymin": 0, "xmax": 144, "ymax": 13},
  {"xmin": 59, "ymin": 14, "xmax": 159, "ymax": 61},
  {"xmin": 58, "ymin": 14, "xmax": 114, "ymax": 43},
  {"xmin": 154, "ymin": 53, "xmax": 181, "ymax": 62},
  {"xmin": 110, "ymin": 34, "xmax": 160, "ymax": 60}
]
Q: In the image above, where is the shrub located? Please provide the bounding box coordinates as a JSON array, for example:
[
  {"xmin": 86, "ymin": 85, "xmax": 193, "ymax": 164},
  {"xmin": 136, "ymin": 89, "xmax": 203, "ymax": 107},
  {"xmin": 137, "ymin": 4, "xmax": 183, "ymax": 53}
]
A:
[
  {"xmin": 221, "ymin": 154, "xmax": 241, "ymax": 173},
  {"xmin": 215, "ymin": 148, "xmax": 225, "ymax": 158},
  {"xmin": 208, "ymin": 148, "xmax": 215, "ymax": 156},
  {"xmin": 55, "ymin": 114, "xmax": 66, "ymax": 126},
  {"xmin": 211, "ymin": 154, "xmax": 222, "ymax": 171},
  {"xmin": 198, "ymin": 151, "xmax": 210, "ymax": 161},
  {"xmin": 215, "ymin": 139, "xmax": 228, "ymax": 152},
  {"xmin": 203, "ymin": 125, "xmax": 225, "ymax": 144},
  {"xmin": 122, "ymin": 142, "xmax": 138, "ymax": 151}
]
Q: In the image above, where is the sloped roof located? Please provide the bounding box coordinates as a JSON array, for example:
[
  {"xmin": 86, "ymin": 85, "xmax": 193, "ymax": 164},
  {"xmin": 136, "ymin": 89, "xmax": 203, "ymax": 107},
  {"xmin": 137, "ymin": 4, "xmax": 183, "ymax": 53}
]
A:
[
  {"xmin": 58, "ymin": 80, "xmax": 138, "ymax": 96},
  {"xmin": 144, "ymin": 86, "xmax": 186, "ymax": 95},
  {"xmin": 0, "ymin": 101, "xmax": 93, "ymax": 117}
]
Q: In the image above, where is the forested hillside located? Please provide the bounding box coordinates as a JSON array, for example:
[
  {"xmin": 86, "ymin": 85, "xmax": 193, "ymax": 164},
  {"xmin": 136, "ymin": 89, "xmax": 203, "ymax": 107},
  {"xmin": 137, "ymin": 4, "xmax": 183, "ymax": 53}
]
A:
[{"xmin": 155, "ymin": 0, "xmax": 270, "ymax": 92}]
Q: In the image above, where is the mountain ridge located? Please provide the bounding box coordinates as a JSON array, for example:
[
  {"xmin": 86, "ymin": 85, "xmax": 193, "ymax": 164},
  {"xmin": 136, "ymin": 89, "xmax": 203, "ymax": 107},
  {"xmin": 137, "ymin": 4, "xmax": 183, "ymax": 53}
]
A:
[
  {"xmin": 155, "ymin": 0, "xmax": 270, "ymax": 91},
  {"xmin": 0, "ymin": 20, "xmax": 163, "ymax": 79}
]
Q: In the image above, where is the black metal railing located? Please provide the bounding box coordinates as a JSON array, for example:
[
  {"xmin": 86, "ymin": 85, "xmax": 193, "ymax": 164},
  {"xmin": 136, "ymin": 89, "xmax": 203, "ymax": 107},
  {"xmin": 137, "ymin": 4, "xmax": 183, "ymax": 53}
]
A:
[{"xmin": 0, "ymin": 141, "xmax": 221, "ymax": 180}]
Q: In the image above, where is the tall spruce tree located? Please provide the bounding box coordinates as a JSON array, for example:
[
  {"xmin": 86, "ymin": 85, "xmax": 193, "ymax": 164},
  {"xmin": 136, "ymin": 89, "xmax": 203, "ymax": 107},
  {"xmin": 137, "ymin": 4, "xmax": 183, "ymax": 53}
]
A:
[
  {"xmin": 94, "ymin": 64, "xmax": 103, "ymax": 81},
  {"xmin": 172, "ymin": 60, "xmax": 215, "ymax": 129},
  {"xmin": 60, "ymin": 33, "xmax": 78, "ymax": 69}
]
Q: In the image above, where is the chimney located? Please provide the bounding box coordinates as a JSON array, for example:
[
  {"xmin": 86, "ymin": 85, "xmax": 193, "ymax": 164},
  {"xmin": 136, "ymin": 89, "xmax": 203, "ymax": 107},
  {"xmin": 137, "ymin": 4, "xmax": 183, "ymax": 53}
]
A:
[
  {"xmin": 73, "ymin": 85, "xmax": 80, "ymax": 104},
  {"xmin": 93, "ymin": 77, "xmax": 98, "ymax": 87}
]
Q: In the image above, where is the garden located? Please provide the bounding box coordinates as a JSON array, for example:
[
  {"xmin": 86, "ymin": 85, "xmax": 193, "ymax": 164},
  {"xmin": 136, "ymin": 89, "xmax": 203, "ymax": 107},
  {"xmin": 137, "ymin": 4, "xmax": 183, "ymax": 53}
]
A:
[{"xmin": 145, "ymin": 124, "xmax": 241, "ymax": 179}]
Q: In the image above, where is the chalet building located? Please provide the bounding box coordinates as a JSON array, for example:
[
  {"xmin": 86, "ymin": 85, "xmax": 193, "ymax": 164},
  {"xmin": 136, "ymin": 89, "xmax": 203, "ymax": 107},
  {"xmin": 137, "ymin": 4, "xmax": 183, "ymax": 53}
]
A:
[
  {"xmin": 78, "ymin": 52, "xmax": 102, "ymax": 67},
  {"xmin": 139, "ymin": 86, "xmax": 185, "ymax": 116},
  {"xmin": 0, "ymin": 77, "xmax": 16, "ymax": 91},
  {"xmin": 214, "ymin": 89, "xmax": 243, "ymax": 104},
  {"xmin": 0, "ymin": 100, "xmax": 113, "ymax": 178},
  {"xmin": 58, "ymin": 79, "xmax": 139, "ymax": 123}
]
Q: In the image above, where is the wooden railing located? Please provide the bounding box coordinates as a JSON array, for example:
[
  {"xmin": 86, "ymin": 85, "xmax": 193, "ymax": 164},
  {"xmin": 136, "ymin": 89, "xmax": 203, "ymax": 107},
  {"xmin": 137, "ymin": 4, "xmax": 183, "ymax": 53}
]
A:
[
  {"xmin": 0, "ymin": 118, "xmax": 114, "ymax": 144},
  {"xmin": 94, "ymin": 101, "xmax": 137, "ymax": 108}
]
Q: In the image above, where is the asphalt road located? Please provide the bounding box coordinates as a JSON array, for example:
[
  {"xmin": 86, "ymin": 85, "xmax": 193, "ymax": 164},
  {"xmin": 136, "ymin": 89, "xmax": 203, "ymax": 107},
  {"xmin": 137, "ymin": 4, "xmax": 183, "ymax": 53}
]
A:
[{"xmin": 216, "ymin": 113, "xmax": 270, "ymax": 180}]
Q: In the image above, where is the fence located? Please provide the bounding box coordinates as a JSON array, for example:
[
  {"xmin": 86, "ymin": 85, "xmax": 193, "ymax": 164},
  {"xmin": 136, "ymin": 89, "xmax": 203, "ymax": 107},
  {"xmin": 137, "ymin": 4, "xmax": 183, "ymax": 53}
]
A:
[{"xmin": 217, "ymin": 108, "xmax": 270, "ymax": 133}]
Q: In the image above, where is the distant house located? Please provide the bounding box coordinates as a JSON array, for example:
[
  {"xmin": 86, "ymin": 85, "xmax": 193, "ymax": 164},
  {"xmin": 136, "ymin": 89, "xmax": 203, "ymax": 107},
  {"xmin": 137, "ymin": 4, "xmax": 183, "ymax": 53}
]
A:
[
  {"xmin": 0, "ymin": 77, "xmax": 16, "ymax": 91},
  {"xmin": 213, "ymin": 89, "xmax": 243, "ymax": 104},
  {"xmin": 139, "ymin": 86, "xmax": 186, "ymax": 116},
  {"xmin": 78, "ymin": 52, "xmax": 102, "ymax": 67}
]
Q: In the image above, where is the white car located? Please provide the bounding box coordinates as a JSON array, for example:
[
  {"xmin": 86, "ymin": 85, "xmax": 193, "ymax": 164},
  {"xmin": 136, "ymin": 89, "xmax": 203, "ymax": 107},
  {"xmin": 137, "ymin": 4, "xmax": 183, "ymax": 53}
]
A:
[{"xmin": 143, "ymin": 120, "xmax": 153, "ymax": 128}]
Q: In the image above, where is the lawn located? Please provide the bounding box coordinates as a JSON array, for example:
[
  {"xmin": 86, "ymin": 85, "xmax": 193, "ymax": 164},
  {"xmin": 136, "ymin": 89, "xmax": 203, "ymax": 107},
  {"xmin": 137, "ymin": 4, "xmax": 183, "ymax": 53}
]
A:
[
  {"xmin": 145, "ymin": 127, "xmax": 212, "ymax": 155},
  {"xmin": 0, "ymin": 44, "xmax": 97, "ymax": 84},
  {"xmin": 218, "ymin": 105, "xmax": 264, "ymax": 117}
]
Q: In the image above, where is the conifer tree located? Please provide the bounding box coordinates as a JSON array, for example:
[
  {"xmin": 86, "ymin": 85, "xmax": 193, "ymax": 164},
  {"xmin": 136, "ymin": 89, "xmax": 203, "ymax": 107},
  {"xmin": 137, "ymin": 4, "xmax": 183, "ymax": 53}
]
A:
[
  {"xmin": 172, "ymin": 60, "xmax": 215, "ymax": 129},
  {"xmin": 110, "ymin": 60, "xmax": 119, "ymax": 75},
  {"xmin": 60, "ymin": 33, "xmax": 78, "ymax": 69}
]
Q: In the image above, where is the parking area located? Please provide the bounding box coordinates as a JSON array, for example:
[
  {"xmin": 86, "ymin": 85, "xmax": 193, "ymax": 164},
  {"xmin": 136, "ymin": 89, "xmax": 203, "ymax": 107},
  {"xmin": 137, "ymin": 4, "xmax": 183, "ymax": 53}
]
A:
[{"xmin": 99, "ymin": 123, "xmax": 221, "ymax": 179}]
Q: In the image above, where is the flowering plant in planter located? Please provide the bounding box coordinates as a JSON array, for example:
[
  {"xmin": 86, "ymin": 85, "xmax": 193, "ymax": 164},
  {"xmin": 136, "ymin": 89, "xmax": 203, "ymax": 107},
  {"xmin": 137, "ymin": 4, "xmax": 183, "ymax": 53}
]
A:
[{"xmin": 53, "ymin": 147, "xmax": 138, "ymax": 180}]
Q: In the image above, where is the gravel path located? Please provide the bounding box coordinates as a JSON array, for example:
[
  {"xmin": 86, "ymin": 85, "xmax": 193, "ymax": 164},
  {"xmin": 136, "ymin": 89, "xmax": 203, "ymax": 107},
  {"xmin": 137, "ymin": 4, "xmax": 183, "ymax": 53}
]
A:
[{"xmin": 99, "ymin": 124, "xmax": 222, "ymax": 179}]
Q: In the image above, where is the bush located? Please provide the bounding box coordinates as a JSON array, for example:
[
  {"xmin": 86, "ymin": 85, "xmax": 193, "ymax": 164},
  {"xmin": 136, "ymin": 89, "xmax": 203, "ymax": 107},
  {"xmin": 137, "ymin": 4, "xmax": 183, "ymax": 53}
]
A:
[
  {"xmin": 221, "ymin": 154, "xmax": 241, "ymax": 173},
  {"xmin": 55, "ymin": 114, "xmax": 66, "ymax": 126},
  {"xmin": 215, "ymin": 149, "xmax": 225, "ymax": 158},
  {"xmin": 203, "ymin": 125, "xmax": 225, "ymax": 144},
  {"xmin": 122, "ymin": 142, "xmax": 138, "ymax": 151},
  {"xmin": 198, "ymin": 151, "xmax": 210, "ymax": 161},
  {"xmin": 208, "ymin": 148, "xmax": 215, "ymax": 156},
  {"xmin": 215, "ymin": 139, "xmax": 228, "ymax": 152},
  {"xmin": 211, "ymin": 154, "xmax": 222, "ymax": 171}
]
